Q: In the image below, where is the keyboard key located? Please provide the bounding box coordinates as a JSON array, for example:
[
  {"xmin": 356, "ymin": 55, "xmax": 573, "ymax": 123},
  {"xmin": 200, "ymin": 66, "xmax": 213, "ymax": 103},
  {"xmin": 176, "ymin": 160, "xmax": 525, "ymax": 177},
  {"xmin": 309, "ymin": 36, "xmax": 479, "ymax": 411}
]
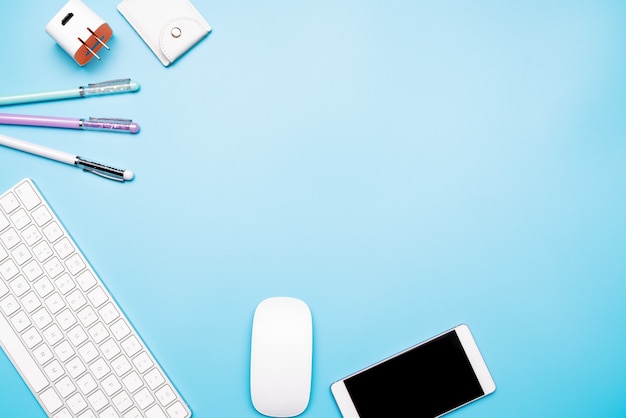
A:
[
  {"xmin": 134, "ymin": 387, "xmax": 155, "ymax": 409},
  {"xmin": 34, "ymin": 344, "xmax": 54, "ymax": 365},
  {"xmin": 167, "ymin": 401, "xmax": 190, "ymax": 418},
  {"xmin": 56, "ymin": 309, "xmax": 77, "ymax": 331},
  {"xmin": 78, "ymin": 341, "xmax": 99, "ymax": 363},
  {"xmin": 39, "ymin": 387, "xmax": 63, "ymax": 414},
  {"xmin": 146, "ymin": 404, "xmax": 167, "ymax": 418},
  {"xmin": 9, "ymin": 275, "xmax": 30, "ymax": 297},
  {"xmin": 14, "ymin": 181, "xmax": 42, "ymax": 210},
  {"xmin": 43, "ymin": 324, "xmax": 63, "ymax": 346},
  {"xmin": 77, "ymin": 306, "xmax": 97, "ymax": 327},
  {"xmin": 54, "ymin": 340, "xmax": 75, "ymax": 362},
  {"xmin": 43, "ymin": 359, "xmax": 66, "ymax": 381},
  {"xmin": 99, "ymin": 406, "xmax": 119, "ymax": 418},
  {"xmin": 133, "ymin": 351, "xmax": 154, "ymax": 374},
  {"xmin": 44, "ymin": 293, "xmax": 66, "ymax": 314},
  {"xmin": 43, "ymin": 222, "xmax": 63, "ymax": 243},
  {"xmin": 55, "ymin": 375, "xmax": 76, "ymax": 398},
  {"xmin": 100, "ymin": 338, "xmax": 121, "ymax": 360},
  {"xmin": 156, "ymin": 385, "xmax": 176, "ymax": 407},
  {"xmin": 65, "ymin": 253, "xmax": 86, "ymax": 275},
  {"xmin": 87, "ymin": 287, "xmax": 108, "ymax": 308},
  {"xmin": 33, "ymin": 277, "xmax": 54, "ymax": 298},
  {"xmin": 53, "ymin": 408, "xmax": 72, "ymax": 418},
  {"xmin": 0, "ymin": 192, "xmax": 19, "ymax": 213},
  {"xmin": 101, "ymin": 374, "xmax": 122, "ymax": 396},
  {"xmin": 111, "ymin": 319, "xmax": 131, "ymax": 340},
  {"xmin": 122, "ymin": 371, "xmax": 143, "ymax": 392},
  {"xmin": 53, "ymin": 238, "xmax": 74, "ymax": 259},
  {"xmin": 10, "ymin": 208, "xmax": 31, "ymax": 230},
  {"xmin": 76, "ymin": 373, "xmax": 98, "ymax": 395},
  {"xmin": 33, "ymin": 308, "xmax": 53, "ymax": 329},
  {"xmin": 11, "ymin": 243, "xmax": 32, "ymax": 265},
  {"xmin": 10, "ymin": 311, "xmax": 31, "ymax": 332},
  {"xmin": 0, "ymin": 258, "xmax": 19, "ymax": 280},
  {"xmin": 67, "ymin": 289, "xmax": 87, "ymax": 311},
  {"xmin": 88, "ymin": 321, "xmax": 109, "ymax": 344},
  {"xmin": 22, "ymin": 259, "xmax": 43, "ymax": 281},
  {"xmin": 121, "ymin": 336, "xmax": 142, "ymax": 357},
  {"xmin": 32, "ymin": 206, "xmax": 52, "ymax": 226},
  {"xmin": 44, "ymin": 257, "xmax": 65, "ymax": 279},
  {"xmin": 99, "ymin": 302, "xmax": 120, "ymax": 325},
  {"xmin": 76, "ymin": 270, "xmax": 96, "ymax": 291},
  {"xmin": 21, "ymin": 224, "xmax": 43, "ymax": 246},
  {"xmin": 90, "ymin": 357, "xmax": 111, "ymax": 379},
  {"xmin": 22, "ymin": 327, "xmax": 43, "ymax": 348},
  {"xmin": 87, "ymin": 389, "xmax": 109, "ymax": 411},
  {"xmin": 55, "ymin": 273, "xmax": 75, "ymax": 295},
  {"xmin": 67, "ymin": 325, "xmax": 88, "ymax": 347},
  {"xmin": 112, "ymin": 355, "xmax": 132, "ymax": 377},
  {"xmin": 66, "ymin": 357, "xmax": 87, "ymax": 379},
  {"xmin": 77, "ymin": 410, "xmax": 97, "ymax": 418},
  {"xmin": 33, "ymin": 241, "xmax": 53, "ymax": 262},
  {"xmin": 145, "ymin": 368, "xmax": 165, "ymax": 390},
  {"xmin": 67, "ymin": 392, "xmax": 88, "ymax": 414},
  {"xmin": 113, "ymin": 391, "xmax": 133, "ymax": 413},
  {"xmin": 0, "ymin": 228, "xmax": 21, "ymax": 249},
  {"xmin": 0, "ymin": 294, "xmax": 20, "ymax": 316},
  {"xmin": 123, "ymin": 407, "xmax": 142, "ymax": 418},
  {"xmin": 21, "ymin": 291, "xmax": 42, "ymax": 313}
]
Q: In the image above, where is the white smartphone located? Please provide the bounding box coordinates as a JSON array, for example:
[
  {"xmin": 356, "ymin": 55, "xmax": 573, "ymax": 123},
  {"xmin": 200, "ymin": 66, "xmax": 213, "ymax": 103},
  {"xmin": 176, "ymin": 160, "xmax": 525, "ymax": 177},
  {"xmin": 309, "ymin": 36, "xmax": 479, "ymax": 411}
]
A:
[{"xmin": 331, "ymin": 324, "xmax": 496, "ymax": 418}]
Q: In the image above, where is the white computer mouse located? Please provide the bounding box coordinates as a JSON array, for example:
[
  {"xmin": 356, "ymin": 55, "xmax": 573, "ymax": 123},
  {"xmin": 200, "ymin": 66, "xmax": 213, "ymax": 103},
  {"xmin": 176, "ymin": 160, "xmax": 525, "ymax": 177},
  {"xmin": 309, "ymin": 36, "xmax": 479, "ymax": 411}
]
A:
[{"xmin": 250, "ymin": 297, "xmax": 313, "ymax": 417}]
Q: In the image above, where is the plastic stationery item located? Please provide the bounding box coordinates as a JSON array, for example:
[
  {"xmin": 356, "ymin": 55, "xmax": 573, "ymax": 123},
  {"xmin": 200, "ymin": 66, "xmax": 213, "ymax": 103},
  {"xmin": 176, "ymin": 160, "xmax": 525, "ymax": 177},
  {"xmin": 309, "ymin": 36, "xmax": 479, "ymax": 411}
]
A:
[
  {"xmin": 0, "ymin": 79, "xmax": 140, "ymax": 107},
  {"xmin": 0, "ymin": 113, "xmax": 140, "ymax": 134},
  {"xmin": 46, "ymin": 0, "xmax": 112, "ymax": 65},
  {"xmin": 117, "ymin": 0, "xmax": 211, "ymax": 66},
  {"xmin": 0, "ymin": 134, "xmax": 134, "ymax": 182}
]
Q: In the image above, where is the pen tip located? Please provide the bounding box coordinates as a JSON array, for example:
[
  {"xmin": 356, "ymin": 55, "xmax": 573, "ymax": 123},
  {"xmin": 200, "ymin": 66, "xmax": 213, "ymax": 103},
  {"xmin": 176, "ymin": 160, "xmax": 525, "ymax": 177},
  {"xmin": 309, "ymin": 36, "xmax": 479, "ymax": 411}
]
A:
[{"xmin": 123, "ymin": 170, "xmax": 135, "ymax": 181}]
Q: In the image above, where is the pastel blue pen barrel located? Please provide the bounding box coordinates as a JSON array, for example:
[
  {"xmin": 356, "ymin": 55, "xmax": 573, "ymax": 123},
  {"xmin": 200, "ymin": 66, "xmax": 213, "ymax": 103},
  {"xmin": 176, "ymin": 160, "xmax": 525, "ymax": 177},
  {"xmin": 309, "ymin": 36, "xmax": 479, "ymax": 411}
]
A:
[
  {"xmin": 0, "ymin": 88, "xmax": 80, "ymax": 106},
  {"xmin": 0, "ymin": 79, "xmax": 140, "ymax": 106}
]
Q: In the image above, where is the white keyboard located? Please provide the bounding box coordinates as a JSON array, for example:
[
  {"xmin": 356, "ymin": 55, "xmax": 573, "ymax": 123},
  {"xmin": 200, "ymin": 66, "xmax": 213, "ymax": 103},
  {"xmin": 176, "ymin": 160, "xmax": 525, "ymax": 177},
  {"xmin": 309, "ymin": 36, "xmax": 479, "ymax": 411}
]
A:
[{"xmin": 0, "ymin": 179, "xmax": 191, "ymax": 418}]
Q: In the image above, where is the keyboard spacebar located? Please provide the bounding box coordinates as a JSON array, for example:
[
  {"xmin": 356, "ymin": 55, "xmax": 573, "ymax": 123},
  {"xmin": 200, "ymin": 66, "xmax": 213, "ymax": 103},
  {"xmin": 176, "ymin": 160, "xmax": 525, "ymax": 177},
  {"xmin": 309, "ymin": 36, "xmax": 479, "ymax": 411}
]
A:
[{"xmin": 0, "ymin": 315, "xmax": 48, "ymax": 393}]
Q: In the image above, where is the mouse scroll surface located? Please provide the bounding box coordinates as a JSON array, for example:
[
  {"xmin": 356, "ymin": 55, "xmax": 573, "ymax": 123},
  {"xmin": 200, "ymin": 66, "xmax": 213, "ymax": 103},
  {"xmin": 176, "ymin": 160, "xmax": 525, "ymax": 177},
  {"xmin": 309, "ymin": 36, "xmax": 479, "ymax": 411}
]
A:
[{"xmin": 251, "ymin": 297, "xmax": 313, "ymax": 417}]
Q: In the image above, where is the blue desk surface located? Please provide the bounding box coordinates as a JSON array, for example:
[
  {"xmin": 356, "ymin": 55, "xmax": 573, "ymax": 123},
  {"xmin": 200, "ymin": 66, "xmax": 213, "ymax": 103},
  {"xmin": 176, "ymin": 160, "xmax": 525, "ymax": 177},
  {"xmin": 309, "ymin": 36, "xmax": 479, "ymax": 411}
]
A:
[{"xmin": 2, "ymin": 1, "xmax": 626, "ymax": 416}]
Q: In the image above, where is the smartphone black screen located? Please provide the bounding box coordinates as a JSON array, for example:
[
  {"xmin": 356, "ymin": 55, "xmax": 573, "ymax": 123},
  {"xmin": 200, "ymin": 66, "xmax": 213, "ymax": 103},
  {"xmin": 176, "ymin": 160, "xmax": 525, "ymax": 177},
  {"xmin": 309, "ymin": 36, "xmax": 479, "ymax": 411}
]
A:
[{"xmin": 344, "ymin": 330, "xmax": 484, "ymax": 417}]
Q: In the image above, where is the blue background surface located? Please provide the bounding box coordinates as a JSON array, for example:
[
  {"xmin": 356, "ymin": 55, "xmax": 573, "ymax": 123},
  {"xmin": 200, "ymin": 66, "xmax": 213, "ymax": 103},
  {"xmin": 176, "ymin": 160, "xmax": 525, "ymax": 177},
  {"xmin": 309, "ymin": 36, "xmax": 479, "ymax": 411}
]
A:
[{"xmin": 1, "ymin": 1, "xmax": 626, "ymax": 416}]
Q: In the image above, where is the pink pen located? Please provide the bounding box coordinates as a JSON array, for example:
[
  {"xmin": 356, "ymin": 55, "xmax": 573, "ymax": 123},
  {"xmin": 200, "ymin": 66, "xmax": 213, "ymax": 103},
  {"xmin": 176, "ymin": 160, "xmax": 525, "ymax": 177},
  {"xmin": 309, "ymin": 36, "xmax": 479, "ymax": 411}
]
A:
[{"xmin": 0, "ymin": 112, "xmax": 140, "ymax": 134}]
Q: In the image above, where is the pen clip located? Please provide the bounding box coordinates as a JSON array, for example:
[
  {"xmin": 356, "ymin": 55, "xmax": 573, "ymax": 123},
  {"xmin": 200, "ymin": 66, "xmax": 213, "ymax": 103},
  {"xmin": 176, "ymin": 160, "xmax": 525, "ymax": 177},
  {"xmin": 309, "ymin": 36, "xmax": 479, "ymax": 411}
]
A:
[
  {"xmin": 87, "ymin": 79, "xmax": 131, "ymax": 88},
  {"xmin": 76, "ymin": 156, "xmax": 126, "ymax": 182},
  {"xmin": 82, "ymin": 166, "xmax": 125, "ymax": 182},
  {"xmin": 80, "ymin": 79, "xmax": 137, "ymax": 97},
  {"xmin": 88, "ymin": 117, "xmax": 133, "ymax": 125}
]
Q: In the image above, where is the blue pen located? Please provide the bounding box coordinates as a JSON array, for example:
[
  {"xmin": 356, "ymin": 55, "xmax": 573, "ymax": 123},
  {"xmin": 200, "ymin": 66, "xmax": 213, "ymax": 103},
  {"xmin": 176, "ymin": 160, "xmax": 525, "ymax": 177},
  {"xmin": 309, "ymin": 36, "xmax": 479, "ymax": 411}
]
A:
[{"xmin": 0, "ymin": 79, "xmax": 140, "ymax": 106}]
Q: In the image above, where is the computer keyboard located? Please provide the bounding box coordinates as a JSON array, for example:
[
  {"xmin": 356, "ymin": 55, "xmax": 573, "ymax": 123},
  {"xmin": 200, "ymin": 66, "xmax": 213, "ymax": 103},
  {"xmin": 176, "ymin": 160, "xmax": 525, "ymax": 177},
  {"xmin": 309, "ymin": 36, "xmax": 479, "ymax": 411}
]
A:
[{"xmin": 0, "ymin": 179, "xmax": 191, "ymax": 418}]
